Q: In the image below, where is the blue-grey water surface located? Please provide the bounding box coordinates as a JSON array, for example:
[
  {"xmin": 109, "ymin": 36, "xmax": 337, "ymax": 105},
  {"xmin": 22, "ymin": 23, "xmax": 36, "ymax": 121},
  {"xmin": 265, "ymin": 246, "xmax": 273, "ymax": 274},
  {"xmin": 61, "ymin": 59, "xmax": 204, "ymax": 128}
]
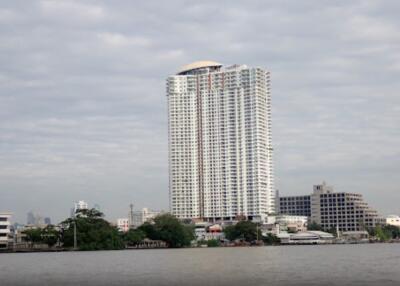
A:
[{"xmin": 0, "ymin": 244, "xmax": 399, "ymax": 286}]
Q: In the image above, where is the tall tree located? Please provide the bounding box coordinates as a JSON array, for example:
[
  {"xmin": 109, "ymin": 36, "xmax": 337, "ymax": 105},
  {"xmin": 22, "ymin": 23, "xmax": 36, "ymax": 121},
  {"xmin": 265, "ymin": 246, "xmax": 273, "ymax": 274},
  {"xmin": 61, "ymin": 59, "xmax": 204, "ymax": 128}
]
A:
[
  {"xmin": 224, "ymin": 221, "xmax": 261, "ymax": 242},
  {"xmin": 23, "ymin": 228, "xmax": 42, "ymax": 248},
  {"xmin": 61, "ymin": 208, "xmax": 124, "ymax": 250},
  {"xmin": 123, "ymin": 229, "xmax": 146, "ymax": 246},
  {"xmin": 41, "ymin": 225, "xmax": 60, "ymax": 247},
  {"xmin": 140, "ymin": 214, "xmax": 194, "ymax": 248}
]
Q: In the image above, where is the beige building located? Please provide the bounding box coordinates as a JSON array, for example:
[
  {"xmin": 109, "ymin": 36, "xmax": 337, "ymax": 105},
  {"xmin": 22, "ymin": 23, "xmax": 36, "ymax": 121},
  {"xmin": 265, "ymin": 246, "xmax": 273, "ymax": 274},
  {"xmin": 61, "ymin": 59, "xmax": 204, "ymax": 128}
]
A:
[
  {"xmin": 311, "ymin": 182, "xmax": 384, "ymax": 232},
  {"xmin": 0, "ymin": 212, "xmax": 13, "ymax": 250}
]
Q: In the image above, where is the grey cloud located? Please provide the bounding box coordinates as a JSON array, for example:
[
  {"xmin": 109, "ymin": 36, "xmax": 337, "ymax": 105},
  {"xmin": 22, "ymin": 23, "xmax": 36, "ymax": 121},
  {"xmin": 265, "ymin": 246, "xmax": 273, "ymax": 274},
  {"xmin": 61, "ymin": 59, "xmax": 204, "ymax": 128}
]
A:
[{"xmin": 0, "ymin": 0, "xmax": 399, "ymax": 222}]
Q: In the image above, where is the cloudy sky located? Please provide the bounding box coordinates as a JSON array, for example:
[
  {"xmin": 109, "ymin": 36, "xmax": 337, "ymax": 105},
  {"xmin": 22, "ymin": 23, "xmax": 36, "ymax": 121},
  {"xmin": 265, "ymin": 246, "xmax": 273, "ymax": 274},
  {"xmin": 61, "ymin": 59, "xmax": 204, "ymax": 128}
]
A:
[{"xmin": 1, "ymin": 0, "xmax": 399, "ymax": 223}]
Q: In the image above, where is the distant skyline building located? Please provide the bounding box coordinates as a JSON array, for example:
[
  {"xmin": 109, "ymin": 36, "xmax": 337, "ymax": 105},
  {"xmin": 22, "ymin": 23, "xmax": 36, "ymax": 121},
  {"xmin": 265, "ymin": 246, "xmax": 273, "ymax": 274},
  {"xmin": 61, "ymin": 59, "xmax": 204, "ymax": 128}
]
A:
[
  {"xmin": 167, "ymin": 61, "xmax": 275, "ymax": 221},
  {"xmin": 26, "ymin": 211, "xmax": 43, "ymax": 226},
  {"xmin": 131, "ymin": 208, "xmax": 160, "ymax": 227},
  {"xmin": 26, "ymin": 211, "xmax": 35, "ymax": 225},
  {"xmin": 44, "ymin": 217, "xmax": 51, "ymax": 225}
]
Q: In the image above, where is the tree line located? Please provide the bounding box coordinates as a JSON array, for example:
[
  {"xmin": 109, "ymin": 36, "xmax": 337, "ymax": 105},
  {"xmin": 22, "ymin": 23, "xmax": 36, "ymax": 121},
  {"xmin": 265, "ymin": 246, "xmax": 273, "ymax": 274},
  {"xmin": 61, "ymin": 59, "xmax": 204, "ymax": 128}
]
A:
[
  {"xmin": 23, "ymin": 209, "xmax": 194, "ymax": 250},
  {"xmin": 23, "ymin": 209, "xmax": 282, "ymax": 250}
]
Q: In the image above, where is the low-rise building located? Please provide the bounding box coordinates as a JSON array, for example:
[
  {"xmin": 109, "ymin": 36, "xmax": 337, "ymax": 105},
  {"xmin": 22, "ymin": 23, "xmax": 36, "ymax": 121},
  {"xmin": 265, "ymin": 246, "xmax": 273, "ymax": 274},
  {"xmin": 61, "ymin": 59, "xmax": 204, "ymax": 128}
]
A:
[
  {"xmin": 386, "ymin": 215, "xmax": 400, "ymax": 227},
  {"xmin": 0, "ymin": 212, "xmax": 13, "ymax": 250},
  {"xmin": 194, "ymin": 222, "xmax": 224, "ymax": 241},
  {"xmin": 275, "ymin": 215, "xmax": 308, "ymax": 232},
  {"xmin": 278, "ymin": 231, "xmax": 334, "ymax": 245},
  {"xmin": 340, "ymin": 231, "xmax": 369, "ymax": 243}
]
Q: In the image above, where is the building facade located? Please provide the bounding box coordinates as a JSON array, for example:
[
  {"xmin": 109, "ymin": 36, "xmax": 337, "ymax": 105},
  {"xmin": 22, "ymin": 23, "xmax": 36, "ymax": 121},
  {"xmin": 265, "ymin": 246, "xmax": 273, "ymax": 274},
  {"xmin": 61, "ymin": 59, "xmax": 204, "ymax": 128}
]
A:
[
  {"xmin": 275, "ymin": 215, "xmax": 308, "ymax": 232},
  {"xmin": 131, "ymin": 208, "xmax": 161, "ymax": 227},
  {"xmin": 279, "ymin": 195, "xmax": 311, "ymax": 217},
  {"xmin": 74, "ymin": 200, "xmax": 89, "ymax": 214},
  {"xmin": 0, "ymin": 212, "xmax": 12, "ymax": 249},
  {"xmin": 167, "ymin": 61, "xmax": 275, "ymax": 221},
  {"xmin": 311, "ymin": 182, "xmax": 383, "ymax": 232}
]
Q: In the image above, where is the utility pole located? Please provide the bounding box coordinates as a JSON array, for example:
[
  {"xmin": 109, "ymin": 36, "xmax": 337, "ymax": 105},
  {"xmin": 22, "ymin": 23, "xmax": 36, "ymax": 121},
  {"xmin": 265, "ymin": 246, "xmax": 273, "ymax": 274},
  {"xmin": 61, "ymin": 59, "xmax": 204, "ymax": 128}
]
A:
[
  {"xmin": 73, "ymin": 203, "xmax": 77, "ymax": 250},
  {"xmin": 73, "ymin": 220, "xmax": 77, "ymax": 250},
  {"xmin": 129, "ymin": 203, "xmax": 134, "ymax": 229}
]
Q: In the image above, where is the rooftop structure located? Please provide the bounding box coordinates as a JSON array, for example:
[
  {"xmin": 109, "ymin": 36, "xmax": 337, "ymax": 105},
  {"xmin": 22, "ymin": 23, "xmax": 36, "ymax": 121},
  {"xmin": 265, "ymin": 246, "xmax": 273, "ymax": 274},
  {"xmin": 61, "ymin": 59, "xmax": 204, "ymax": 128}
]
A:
[{"xmin": 177, "ymin": 61, "xmax": 222, "ymax": 75}]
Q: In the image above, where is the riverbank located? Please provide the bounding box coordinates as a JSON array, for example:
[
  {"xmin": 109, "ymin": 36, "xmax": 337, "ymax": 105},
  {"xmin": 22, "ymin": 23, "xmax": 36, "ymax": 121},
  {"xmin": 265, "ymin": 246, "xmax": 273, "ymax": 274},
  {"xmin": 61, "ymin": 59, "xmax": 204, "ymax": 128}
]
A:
[{"xmin": 1, "ymin": 239, "xmax": 399, "ymax": 254}]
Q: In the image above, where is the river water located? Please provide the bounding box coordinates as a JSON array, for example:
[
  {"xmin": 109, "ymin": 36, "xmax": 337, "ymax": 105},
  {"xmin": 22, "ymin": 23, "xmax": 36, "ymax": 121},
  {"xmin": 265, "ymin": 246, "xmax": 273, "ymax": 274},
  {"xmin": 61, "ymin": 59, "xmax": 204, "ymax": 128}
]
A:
[{"xmin": 0, "ymin": 244, "xmax": 399, "ymax": 286}]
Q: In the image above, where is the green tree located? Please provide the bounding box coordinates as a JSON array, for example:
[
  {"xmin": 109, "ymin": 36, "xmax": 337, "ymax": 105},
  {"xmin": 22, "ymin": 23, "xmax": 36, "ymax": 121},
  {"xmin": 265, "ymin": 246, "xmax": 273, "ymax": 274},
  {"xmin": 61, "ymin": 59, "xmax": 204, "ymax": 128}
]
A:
[
  {"xmin": 41, "ymin": 225, "xmax": 60, "ymax": 247},
  {"xmin": 61, "ymin": 208, "xmax": 124, "ymax": 250},
  {"xmin": 382, "ymin": 225, "xmax": 400, "ymax": 239},
  {"xmin": 308, "ymin": 221, "xmax": 322, "ymax": 231},
  {"xmin": 124, "ymin": 229, "xmax": 146, "ymax": 246},
  {"xmin": 23, "ymin": 228, "xmax": 43, "ymax": 248},
  {"xmin": 224, "ymin": 221, "xmax": 261, "ymax": 242},
  {"xmin": 375, "ymin": 225, "xmax": 391, "ymax": 241},
  {"xmin": 206, "ymin": 239, "xmax": 220, "ymax": 247},
  {"xmin": 223, "ymin": 225, "xmax": 237, "ymax": 241},
  {"xmin": 327, "ymin": 226, "xmax": 338, "ymax": 237},
  {"xmin": 262, "ymin": 233, "xmax": 281, "ymax": 245},
  {"xmin": 138, "ymin": 222, "xmax": 159, "ymax": 240},
  {"xmin": 142, "ymin": 214, "xmax": 194, "ymax": 248},
  {"xmin": 367, "ymin": 227, "xmax": 376, "ymax": 237}
]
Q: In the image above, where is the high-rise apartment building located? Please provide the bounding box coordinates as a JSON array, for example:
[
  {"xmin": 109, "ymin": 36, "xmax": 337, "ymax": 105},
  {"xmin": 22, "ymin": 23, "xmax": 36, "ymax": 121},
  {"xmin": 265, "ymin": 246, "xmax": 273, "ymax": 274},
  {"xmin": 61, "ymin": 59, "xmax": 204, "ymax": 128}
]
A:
[{"xmin": 167, "ymin": 61, "xmax": 275, "ymax": 221}]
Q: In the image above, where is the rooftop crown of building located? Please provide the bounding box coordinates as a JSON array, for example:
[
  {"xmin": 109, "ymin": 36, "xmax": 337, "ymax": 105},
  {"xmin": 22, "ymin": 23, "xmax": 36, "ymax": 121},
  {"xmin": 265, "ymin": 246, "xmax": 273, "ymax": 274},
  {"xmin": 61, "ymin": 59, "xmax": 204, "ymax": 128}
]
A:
[{"xmin": 177, "ymin": 60, "xmax": 222, "ymax": 75}]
